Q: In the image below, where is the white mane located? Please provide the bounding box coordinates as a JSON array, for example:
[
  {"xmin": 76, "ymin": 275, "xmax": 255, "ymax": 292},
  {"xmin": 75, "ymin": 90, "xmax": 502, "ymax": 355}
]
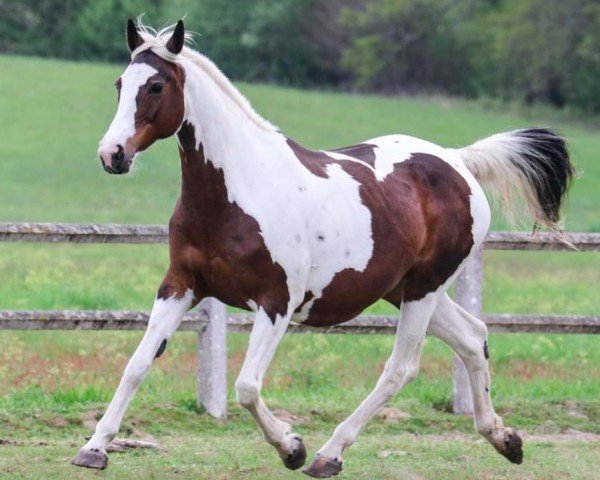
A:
[{"xmin": 133, "ymin": 22, "xmax": 278, "ymax": 132}]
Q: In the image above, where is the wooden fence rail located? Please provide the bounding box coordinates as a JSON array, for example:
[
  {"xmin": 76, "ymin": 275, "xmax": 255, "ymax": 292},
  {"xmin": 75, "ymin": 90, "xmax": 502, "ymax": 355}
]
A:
[
  {"xmin": 2, "ymin": 222, "xmax": 600, "ymax": 250},
  {"xmin": 1, "ymin": 222, "xmax": 599, "ymax": 418},
  {"xmin": 1, "ymin": 310, "xmax": 599, "ymax": 334}
]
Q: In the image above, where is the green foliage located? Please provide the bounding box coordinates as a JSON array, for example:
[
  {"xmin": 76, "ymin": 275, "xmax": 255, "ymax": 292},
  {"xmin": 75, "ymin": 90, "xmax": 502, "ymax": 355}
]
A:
[
  {"xmin": 0, "ymin": 0, "xmax": 89, "ymax": 58},
  {"xmin": 3, "ymin": 0, "xmax": 600, "ymax": 110},
  {"xmin": 341, "ymin": 0, "xmax": 600, "ymax": 111},
  {"xmin": 0, "ymin": 0, "xmax": 343, "ymax": 85},
  {"xmin": 340, "ymin": 0, "xmax": 492, "ymax": 95},
  {"xmin": 168, "ymin": 0, "xmax": 344, "ymax": 85},
  {"xmin": 69, "ymin": 0, "xmax": 164, "ymax": 62},
  {"xmin": 479, "ymin": 0, "xmax": 600, "ymax": 112}
]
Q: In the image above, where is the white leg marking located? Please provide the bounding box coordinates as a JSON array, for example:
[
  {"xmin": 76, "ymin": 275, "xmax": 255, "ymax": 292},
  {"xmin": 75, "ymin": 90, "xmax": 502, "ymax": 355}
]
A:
[
  {"xmin": 316, "ymin": 292, "xmax": 441, "ymax": 462},
  {"xmin": 428, "ymin": 294, "xmax": 521, "ymax": 460},
  {"xmin": 235, "ymin": 308, "xmax": 302, "ymax": 462},
  {"xmin": 428, "ymin": 294, "xmax": 497, "ymax": 431},
  {"xmin": 80, "ymin": 290, "xmax": 193, "ymax": 453}
]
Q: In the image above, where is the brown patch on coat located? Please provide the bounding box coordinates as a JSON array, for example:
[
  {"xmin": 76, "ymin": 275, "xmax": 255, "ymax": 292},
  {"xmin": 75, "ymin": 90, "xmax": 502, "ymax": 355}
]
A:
[
  {"xmin": 401, "ymin": 153, "xmax": 474, "ymax": 301},
  {"xmin": 167, "ymin": 122, "xmax": 290, "ymax": 322},
  {"xmin": 156, "ymin": 268, "xmax": 195, "ymax": 302},
  {"xmin": 331, "ymin": 143, "xmax": 377, "ymax": 166},
  {"xmin": 287, "ymin": 139, "xmax": 473, "ymax": 325}
]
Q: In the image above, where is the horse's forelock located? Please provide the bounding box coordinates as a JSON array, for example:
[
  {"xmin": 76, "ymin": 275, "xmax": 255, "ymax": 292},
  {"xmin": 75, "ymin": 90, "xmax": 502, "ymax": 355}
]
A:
[{"xmin": 131, "ymin": 20, "xmax": 194, "ymax": 63}]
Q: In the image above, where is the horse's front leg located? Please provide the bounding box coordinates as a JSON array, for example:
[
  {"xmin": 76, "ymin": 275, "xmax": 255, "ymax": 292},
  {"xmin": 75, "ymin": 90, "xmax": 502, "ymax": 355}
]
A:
[
  {"xmin": 235, "ymin": 307, "xmax": 307, "ymax": 470},
  {"xmin": 71, "ymin": 279, "xmax": 195, "ymax": 470}
]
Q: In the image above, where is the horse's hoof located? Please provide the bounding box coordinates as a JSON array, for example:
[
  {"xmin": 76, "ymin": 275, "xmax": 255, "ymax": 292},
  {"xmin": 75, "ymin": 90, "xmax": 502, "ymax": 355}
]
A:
[
  {"xmin": 71, "ymin": 448, "xmax": 108, "ymax": 469},
  {"xmin": 496, "ymin": 429, "xmax": 523, "ymax": 465},
  {"xmin": 283, "ymin": 437, "xmax": 307, "ymax": 470},
  {"xmin": 302, "ymin": 455, "xmax": 342, "ymax": 478}
]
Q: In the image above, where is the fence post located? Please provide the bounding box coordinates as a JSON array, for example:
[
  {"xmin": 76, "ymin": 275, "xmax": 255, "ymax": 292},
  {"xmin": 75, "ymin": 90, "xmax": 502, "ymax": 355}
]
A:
[
  {"xmin": 452, "ymin": 248, "xmax": 483, "ymax": 414},
  {"xmin": 196, "ymin": 298, "xmax": 228, "ymax": 419}
]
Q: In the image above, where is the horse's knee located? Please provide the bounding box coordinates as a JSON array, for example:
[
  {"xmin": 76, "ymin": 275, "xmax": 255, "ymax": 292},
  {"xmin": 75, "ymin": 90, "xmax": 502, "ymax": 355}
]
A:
[{"xmin": 235, "ymin": 377, "xmax": 260, "ymax": 408}]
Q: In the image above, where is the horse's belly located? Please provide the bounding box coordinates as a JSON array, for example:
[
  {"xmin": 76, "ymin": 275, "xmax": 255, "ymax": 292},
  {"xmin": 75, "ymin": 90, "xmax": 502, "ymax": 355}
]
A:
[
  {"xmin": 294, "ymin": 276, "xmax": 402, "ymax": 327},
  {"xmin": 293, "ymin": 244, "xmax": 414, "ymax": 327}
]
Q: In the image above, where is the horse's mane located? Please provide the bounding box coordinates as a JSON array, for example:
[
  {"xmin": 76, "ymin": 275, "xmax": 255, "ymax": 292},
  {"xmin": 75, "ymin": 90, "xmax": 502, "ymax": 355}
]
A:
[{"xmin": 133, "ymin": 21, "xmax": 278, "ymax": 132}]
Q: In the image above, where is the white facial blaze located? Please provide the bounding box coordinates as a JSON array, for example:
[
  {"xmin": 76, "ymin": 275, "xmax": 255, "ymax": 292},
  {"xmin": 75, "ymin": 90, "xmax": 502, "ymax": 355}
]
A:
[{"xmin": 99, "ymin": 63, "xmax": 158, "ymax": 151}]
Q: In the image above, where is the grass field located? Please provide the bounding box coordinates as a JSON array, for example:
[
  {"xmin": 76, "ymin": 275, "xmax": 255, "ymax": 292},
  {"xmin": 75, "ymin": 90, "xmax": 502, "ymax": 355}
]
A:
[{"xmin": 0, "ymin": 54, "xmax": 599, "ymax": 479}]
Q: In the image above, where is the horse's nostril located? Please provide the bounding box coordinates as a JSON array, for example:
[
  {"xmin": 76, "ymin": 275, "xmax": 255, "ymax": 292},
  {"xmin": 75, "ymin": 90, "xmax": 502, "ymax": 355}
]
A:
[
  {"xmin": 112, "ymin": 145, "xmax": 125, "ymax": 164},
  {"xmin": 102, "ymin": 162, "xmax": 115, "ymax": 174}
]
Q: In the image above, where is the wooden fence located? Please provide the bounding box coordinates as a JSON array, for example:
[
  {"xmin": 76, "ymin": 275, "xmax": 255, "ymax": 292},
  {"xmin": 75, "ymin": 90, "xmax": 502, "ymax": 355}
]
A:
[{"xmin": 1, "ymin": 223, "xmax": 599, "ymax": 419}]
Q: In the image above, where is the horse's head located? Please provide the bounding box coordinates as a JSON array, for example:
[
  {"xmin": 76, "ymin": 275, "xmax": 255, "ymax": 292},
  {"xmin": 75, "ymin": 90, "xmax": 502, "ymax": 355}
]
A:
[{"xmin": 98, "ymin": 20, "xmax": 186, "ymax": 174}]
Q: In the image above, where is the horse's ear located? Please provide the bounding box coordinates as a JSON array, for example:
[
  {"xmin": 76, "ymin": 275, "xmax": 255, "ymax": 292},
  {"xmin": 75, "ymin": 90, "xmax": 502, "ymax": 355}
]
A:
[
  {"xmin": 166, "ymin": 20, "xmax": 185, "ymax": 55},
  {"xmin": 127, "ymin": 18, "xmax": 144, "ymax": 52}
]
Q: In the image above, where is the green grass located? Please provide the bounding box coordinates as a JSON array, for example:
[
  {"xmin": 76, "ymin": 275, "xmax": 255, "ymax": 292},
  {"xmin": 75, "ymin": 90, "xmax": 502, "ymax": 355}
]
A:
[
  {"xmin": 1, "ymin": 434, "xmax": 599, "ymax": 480},
  {"xmin": 0, "ymin": 55, "xmax": 599, "ymax": 478},
  {"xmin": 1, "ymin": 331, "xmax": 599, "ymax": 479}
]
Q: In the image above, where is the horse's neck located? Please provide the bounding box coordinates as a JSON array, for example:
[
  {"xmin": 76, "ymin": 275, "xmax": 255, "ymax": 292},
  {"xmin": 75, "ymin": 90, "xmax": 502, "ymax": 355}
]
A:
[{"xmin": 176, "ymin": 60, "xmax": 284, "ymax": 207}]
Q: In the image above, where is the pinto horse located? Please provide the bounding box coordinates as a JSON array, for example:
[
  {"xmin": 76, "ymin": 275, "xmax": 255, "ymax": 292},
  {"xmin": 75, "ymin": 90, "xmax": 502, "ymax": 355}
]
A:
[{"xmin": 72, "ymin": 20, "xmax": 574, "ymax": 477}]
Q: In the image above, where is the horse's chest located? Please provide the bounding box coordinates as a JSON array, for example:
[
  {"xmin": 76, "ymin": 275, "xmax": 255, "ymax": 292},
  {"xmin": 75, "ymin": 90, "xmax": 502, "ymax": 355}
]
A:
[{"xmin": 170, "ymin": 203, "xmax": 291, "ymax": 317}]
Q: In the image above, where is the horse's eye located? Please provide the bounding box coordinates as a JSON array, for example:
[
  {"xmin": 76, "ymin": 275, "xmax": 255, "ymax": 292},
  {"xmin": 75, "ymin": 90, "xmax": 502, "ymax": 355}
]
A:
[{"xmin": 149, "ymin": 83, "xmax": 164, "ymax": 95}]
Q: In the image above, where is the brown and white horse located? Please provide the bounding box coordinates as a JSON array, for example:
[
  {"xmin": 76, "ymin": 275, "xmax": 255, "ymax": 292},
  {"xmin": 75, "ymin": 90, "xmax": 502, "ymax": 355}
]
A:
[{"xmin": 72, "ymin": 20, "xmax": 574, "ymax": 477}]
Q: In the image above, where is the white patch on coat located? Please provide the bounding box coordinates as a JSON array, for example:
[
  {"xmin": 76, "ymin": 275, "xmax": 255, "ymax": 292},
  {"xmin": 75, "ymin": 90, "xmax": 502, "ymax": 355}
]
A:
[
  {"xmin": 372, "ymin": 135, "xmax": 443, "ymax": 180},
  {"xmin": 99, "ymin": 63, "xmax": 158, "ymax": 152},
  {"xmin": 325, "ymin": 134, "xmax": 456, "ymax": 181}
]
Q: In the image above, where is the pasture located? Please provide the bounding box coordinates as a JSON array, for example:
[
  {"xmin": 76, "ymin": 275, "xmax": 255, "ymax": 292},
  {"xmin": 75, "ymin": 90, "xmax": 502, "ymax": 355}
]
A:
[{"xmin": 0, "ymin": 55, "xmax": 599, "ymax": 479}]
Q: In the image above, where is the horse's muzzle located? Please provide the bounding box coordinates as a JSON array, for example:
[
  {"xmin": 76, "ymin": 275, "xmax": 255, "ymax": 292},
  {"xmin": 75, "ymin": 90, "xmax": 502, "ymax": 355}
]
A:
[{"xmin": 98, "ymin": 144, "xmax": 131, "ymax": 174}]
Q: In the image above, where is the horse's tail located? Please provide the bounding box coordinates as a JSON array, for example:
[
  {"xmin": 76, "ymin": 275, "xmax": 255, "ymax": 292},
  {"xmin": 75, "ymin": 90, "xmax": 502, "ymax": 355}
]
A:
[{"xmin": 458, "ymin": 128, "xmax": 575, "ymax": 235}]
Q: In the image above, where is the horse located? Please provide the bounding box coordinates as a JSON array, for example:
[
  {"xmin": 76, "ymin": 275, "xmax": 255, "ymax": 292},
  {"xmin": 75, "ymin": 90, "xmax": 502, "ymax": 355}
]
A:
[{"xmin": 72, "ymin": 20, "xmax": 574, "ymax": 478}]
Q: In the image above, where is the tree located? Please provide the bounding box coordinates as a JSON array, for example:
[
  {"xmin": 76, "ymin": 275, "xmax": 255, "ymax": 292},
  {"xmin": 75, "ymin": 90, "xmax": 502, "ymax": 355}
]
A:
[
  {"xmin": 70, "ymin": 0, "xmax": 164, "ymax": 62},
  {"xmin": 339, "ymin": 0, "xmax": 496, "ymax": 95}
]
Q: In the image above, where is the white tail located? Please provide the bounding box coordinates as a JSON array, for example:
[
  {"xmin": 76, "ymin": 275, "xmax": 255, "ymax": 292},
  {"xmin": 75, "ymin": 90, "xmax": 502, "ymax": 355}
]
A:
[{"xmin": 458, "ymin": 128, "xmax": 574, "ymax": 234}]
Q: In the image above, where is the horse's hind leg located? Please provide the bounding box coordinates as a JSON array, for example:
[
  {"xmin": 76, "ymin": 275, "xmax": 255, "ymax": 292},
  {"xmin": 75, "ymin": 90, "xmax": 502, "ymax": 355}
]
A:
[
  {"xmin": 303, "ymin": 292, "xmax": 441, "ymax": 478},
  {"xmin": 427, "ymin": 293, "xmax": 523, "ymax": 464}
]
